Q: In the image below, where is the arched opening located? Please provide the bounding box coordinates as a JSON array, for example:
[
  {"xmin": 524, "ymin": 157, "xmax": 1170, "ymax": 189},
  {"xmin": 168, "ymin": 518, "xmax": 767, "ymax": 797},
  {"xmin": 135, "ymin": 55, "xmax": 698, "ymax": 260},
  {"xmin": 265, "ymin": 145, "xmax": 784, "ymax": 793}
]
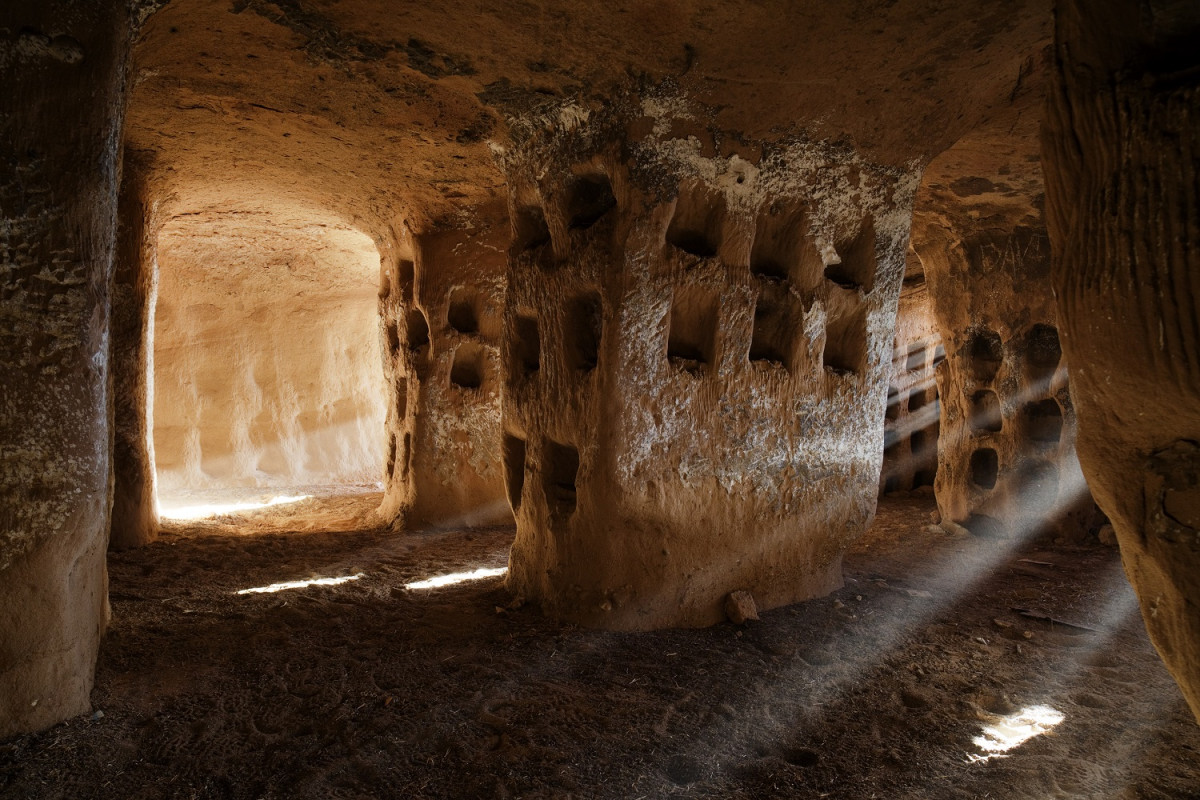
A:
[{"xmin": 151, "ymin": 209, "xmax": 387, "ymax": 519}]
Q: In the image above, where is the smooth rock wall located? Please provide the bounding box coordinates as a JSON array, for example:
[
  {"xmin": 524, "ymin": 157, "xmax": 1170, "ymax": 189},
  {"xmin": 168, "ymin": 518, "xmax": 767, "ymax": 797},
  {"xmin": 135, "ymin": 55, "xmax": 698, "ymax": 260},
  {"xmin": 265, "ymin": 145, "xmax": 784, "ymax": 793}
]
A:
[
  {"xmin": 109, "ymin": 149, "xmax": 160, "ymax": 549},
  {"xmin": 152, "ymin": 215, "xmax": 385, "ymax": 496}
]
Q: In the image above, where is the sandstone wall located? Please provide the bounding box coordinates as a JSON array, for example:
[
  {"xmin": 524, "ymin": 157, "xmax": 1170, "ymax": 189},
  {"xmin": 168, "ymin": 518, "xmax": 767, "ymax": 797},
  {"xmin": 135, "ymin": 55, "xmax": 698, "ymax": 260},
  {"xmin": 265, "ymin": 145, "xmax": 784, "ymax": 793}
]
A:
[
  {"xmin": 498, "ymin": 95, "xmax": 919, "ymax": 629},
  {"xmin": 377, "ymin": 219, "xmax": 509, "ymax": 528},
  {"xmin": 915, "ymin": 225, "xmax": 1095, "ymax": 540},
  {"xmin": 0, "ymin": 0, "xmax": 129, "ymax": 737},
  {"xmin": 152, "ymin": 214, "xmax": 386, "ymax": 498},
  {"xmin": 880, "ymin": 283, "xmax": 943, "ymax": 495},
  {"xmin": 109, "ymin": 150, "xmax": 160, "ymax": 548},
  {"xmin": 1043, "ymin": 0, "xmax": 1200, "ymax": 719}
]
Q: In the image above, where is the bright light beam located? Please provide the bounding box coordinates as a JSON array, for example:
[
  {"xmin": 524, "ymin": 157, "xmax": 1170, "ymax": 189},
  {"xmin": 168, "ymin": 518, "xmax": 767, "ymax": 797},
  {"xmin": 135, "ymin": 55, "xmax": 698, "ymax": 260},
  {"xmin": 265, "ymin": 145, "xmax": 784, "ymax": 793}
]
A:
[
  {"xmin": 404, "ymin": 566, "xmax": 507, "ymax": 590},
  {"xmin": 159, "ymin": 493, "xmax": 312, "ymax": 521},
  {"xmin": 970, "ymin": 704, "xmax": 1065, "ymax": 762},
  {"xmin": 236, "ymin": 573, "xmax": 364, "ymax": 595}
]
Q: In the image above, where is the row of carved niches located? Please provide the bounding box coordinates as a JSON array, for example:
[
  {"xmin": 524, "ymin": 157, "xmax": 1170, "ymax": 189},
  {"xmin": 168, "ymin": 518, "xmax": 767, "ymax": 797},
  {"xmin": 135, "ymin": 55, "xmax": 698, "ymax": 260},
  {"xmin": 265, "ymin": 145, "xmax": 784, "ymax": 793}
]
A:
[
  {"xmin": 951, "ymin": 322, "xmax": 1074, "ymax": 536},
  {"xmin": 962, "ymin": 323, "xmax": 1065, "ymax": 454},
  {"xmin": 513, "ymin": 175, "xmax": 880, "ymax": 291},
  {"xmin": 882, "ymin": 341, "xmax": 944, "ymax": 493},
  {"xmin": 506, "ymin": 292, "xmax": 602, "ymax": 387}
]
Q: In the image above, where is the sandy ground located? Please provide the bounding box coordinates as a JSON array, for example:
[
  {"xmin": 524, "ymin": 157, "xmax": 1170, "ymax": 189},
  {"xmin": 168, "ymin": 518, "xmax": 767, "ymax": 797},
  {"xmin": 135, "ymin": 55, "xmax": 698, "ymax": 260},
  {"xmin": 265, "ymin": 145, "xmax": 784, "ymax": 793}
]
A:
[{"xmin": 2, "ymin": 493, "xmax": 1198, "ymax": 799}]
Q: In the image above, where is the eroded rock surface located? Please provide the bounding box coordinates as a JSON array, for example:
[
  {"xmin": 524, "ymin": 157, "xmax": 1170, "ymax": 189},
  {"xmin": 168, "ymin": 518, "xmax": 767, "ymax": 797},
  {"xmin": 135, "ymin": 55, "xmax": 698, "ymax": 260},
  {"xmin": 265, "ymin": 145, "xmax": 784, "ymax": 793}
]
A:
[
  {"xmin": 1043, "ymin": 0, "xmax": 1200, "ymax": 719},
  {"xmin": 0, "ymin": 0, "xmax": 130, "ymax": 738},
  {"xmin": 498, "ymin": 92, "xmax": 919, "ymax": 628}
]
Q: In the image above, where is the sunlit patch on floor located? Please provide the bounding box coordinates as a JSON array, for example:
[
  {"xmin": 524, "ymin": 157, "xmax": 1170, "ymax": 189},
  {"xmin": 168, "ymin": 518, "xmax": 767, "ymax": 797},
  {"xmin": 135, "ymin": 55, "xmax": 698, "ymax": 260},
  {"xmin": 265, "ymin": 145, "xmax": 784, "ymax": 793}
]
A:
[
  {"xmin": 969, "ymin": 704, "xmax": 1065, "ymax": 762},
  {"xmin": 405, "ymin": 567, "xmax": 507, "ymax": 590},
  {"xmin": 159, "ymin": 494, "xmax": 312, "ymax": 520},
  {"xmin": 236, "ymin": 573, "xmax": 364, "ymax": 595}
]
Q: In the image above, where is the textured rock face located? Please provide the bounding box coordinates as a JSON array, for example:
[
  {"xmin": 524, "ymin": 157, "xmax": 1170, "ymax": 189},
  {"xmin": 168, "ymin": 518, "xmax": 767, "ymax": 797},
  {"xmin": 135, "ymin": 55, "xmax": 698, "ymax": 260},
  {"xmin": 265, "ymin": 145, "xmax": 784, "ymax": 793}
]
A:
[
  {"xmin": 1043, "ymin": 0, "xmax": 1200, "ymax": 719},
  {"xmin": 499, "ymin": 96, "xmax": 919, "ymax": 628},
  {"xmin": 377, "ymin": 220, "xmax": 509, "ymax": 528},
  {"xmin": 880, "ymin": 283, "xmax": 942, "ymax": 495},
  {"xmin": 151, "ymin": 212, "xmax": 386, "ymax": 497},
  {"xmin": 0, "ymin": 0, "xmax": 129, "ymax": 737},
  {"xmin": 110, "ymin": 152, "xmax": 161, "ymax": 549},
  {"xmin": 915, "ymin": 225, "xmax": 1094, "ymax": 540}
]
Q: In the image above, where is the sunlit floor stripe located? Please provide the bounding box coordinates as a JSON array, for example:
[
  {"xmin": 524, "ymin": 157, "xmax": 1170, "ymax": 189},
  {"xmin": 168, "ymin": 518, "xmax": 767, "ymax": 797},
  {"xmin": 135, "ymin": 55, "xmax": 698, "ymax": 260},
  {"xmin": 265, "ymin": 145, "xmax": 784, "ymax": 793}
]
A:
[
  {"xmin": 236, "ymin": 573, "xmax": 364, "ymax": 595},
  {"xmin": 160, "ymin": 494, "xmax": 312, "ymax": 520},
  {"xmin": 405, "ymin": 567, "xmax": 507, "ymax": 590},
  {"xmin": 970, "ymin": 704, "xmax": 1065, "ymax": 762}
]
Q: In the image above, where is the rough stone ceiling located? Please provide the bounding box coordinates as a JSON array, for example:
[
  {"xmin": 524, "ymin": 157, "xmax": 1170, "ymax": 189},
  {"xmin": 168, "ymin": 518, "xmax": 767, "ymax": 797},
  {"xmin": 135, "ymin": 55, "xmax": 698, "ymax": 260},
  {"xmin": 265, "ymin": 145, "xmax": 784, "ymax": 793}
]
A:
[{"xmin": 127, "ymin": 0, "xmax": 1052, "ymax": 241}]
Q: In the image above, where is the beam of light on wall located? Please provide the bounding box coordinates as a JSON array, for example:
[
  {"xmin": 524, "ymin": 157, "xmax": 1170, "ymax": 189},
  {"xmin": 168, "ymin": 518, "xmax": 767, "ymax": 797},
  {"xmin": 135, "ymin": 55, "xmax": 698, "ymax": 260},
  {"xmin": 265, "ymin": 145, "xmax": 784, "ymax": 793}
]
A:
[
  {"xmin": 158, "ymin": 494, "xmax": 311, "ymax": 520},
  {"xmin": 235, "ymin": 572, "xmax": 364, "ymax": 595},
  {"xmin": 969, "ymin": 704, "xmax": 1065, "ymax": 762},
  {"xmin": 404, "ymin": 566, "xmax": 507, "ymax": 590}
]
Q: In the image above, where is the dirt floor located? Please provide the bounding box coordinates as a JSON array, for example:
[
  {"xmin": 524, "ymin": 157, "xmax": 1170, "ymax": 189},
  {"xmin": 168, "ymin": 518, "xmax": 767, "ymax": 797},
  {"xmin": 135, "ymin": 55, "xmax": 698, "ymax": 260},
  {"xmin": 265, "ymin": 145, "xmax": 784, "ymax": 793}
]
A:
[{"xmin": 2, "ymin": 493, "xmax": 1199, "ymax": 799}]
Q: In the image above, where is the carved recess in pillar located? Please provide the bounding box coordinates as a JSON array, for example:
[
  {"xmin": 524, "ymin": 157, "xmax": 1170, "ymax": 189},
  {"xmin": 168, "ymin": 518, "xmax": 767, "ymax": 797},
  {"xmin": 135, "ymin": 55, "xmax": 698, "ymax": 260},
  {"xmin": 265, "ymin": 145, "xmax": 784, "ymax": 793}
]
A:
[
  {"xmin": 915, "ymin": 228, "xmax": 1094, "ymax": 540},
  {"xmin": 497, "ymin": 98, "xmax": 919, "ymax": 629},
  {"xmin": 378, "ymin": 223, "xmax": 508, "ymax": 528}
]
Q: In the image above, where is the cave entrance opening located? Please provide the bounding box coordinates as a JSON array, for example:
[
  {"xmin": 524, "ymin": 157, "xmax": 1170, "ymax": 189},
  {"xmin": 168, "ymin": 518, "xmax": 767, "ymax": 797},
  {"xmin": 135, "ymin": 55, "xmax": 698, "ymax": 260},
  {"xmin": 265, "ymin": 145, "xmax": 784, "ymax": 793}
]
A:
[{"xmin": 150, "ymin": 212, "xmax": 388, "ymax": 522}]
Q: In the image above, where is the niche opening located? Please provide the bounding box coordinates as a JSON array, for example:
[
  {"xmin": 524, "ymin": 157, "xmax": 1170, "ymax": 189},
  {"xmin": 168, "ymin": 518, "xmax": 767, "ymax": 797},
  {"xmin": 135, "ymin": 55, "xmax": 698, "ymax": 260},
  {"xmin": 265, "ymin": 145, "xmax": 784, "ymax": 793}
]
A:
[
  {"xmin": 447, "ymin": 290, "xmax": 479, "ymax": 335},
  {"xmin": 564, "ymin": 292, "xmax": 602, "ymax": 372},
  {"xmin": 503, "ymin": 434, "xmax": 527, "ymax": 512},
  {"xmin": 749, "ymin": 295, "xmax": 793, "ymax": 368},
  {"xmin": 407, "ymin": 308, "xmax": 430, "ymax": 352},
  {"xmin": 885, "ymin": 386, "xmax": 901, "ymax": 421},
  {"xmin": 965, "ymin": 328, "xmax": 1003, "ymax": 383},
  {"xmin": 825, "ymin": 219, "xmax": 877, "ymax": 291},
  {"xmin": 1025, "ymin": 324, "xmax": 1062, "ymax": 386},
  {"xmin": 543, "ymin": 439, "xmax": 579, "ymax": 518},
  {"xmin": 667, "ymin": 183, "xmax": 724, "ymax": 259},
  {"xmin": 824, "ymin": 304, "xmax": 867, "ymax": 376},
  {"xmin": 566, "ymin": 172, "xmax": 617, "ymax": 230},
  {"xmin": 751, "ymin": 207, "xmax": 808, "ymax": 282},
  {"xmin": 512, "ymin": 314, "xmax": 540, "ymax": 379},
  {"xmin": 906, "ymin": 344, "xmax": 926, "ymax": 372},
  {"xmin": 397, "ymin": 260, "xmax": 415, "ymax": 304},
  {"xmin": 1024, "ymin": 399, "xmax": 1063, "ymax": 444},
  {"xmin": 450, "ymin": 343, "xmax": 485, "ymax": 390},
  {"xmin": 970, "ymin": 447, "xmax": 999, "ymax": 490},
  {"xmin": 513, "ymin": 205, "xmax": 551, "ymax": 253},
  {"xmin": 667, "ymin": 286, "xmax": 719, "ymax": 375}
]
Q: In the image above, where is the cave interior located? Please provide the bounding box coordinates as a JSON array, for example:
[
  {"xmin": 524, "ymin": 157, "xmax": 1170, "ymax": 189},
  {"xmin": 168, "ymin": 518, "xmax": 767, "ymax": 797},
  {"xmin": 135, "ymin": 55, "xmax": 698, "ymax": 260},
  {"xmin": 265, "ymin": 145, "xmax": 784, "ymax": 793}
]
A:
[{"xmin": 2, "ymin": 0, "xmax": 1200, "ymax": 797}]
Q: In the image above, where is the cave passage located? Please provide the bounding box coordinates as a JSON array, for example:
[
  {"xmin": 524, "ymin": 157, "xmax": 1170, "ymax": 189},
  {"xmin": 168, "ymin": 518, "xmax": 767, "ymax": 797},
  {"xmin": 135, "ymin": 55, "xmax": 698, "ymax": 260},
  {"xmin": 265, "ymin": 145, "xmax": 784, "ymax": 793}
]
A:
[{"xmin": 152, "ymin": 211, "xmax": 387, "ymax": 519}]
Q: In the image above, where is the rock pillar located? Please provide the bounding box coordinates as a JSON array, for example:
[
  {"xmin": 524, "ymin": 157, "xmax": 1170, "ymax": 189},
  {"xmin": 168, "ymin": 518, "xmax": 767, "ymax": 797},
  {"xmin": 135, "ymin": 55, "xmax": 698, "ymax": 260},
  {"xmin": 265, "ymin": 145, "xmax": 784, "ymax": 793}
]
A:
[
  {"xmin": 1043, "ymin": 0, "xmax": 1200, "ymax": 718},
  {"xmin": 109, "ymin": 150, "xmax": 160, "ymax": 549},
  {"xmin": 498, "ymin": 101, "xmax": 919, "ymax": 629},
  {"xmin": 378, "ymin": 216, "xmax": 509, "ymax": 528},
  {"xmin": 0, "ymin": 0, "xmax": 130, "ymax": 736}
]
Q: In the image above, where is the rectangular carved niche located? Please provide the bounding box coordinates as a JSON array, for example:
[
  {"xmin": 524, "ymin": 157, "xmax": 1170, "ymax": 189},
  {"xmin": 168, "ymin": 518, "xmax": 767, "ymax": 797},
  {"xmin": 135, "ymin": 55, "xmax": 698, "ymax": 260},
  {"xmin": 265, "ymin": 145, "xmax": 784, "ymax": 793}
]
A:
[
  {"xmin": 543, "ymin": 439, "xmax": 579, "ymax": 520},
  {"xmin": 398, "ymin": 260, "xmax": 415, "ymax": 304},
  {"xmin": 752, "ymin": 205, "xmax": 820, "ymax": 286},
  {"xmin": 667, "ymin": 285, "xmax": 719, "ymax": 375},
  {"xmin": 825, "ymin": 217, "xmax": 877, "ymax": 292},
  {"xmin": 511, "ymin": 313, "xmax": 540, "ymax": 381},
  {"xmin": 749, "ymin": 287, "xmax": 795, "ymax": 370},
  {"xmin": 447, "ymin": 288, "xmax": 479, "ymax": 335},
  {"xmin": 564, "ymin": 292, "xmax": 602, "ymax": 372},
  {"xmin": 450, "ymin": 342, "xmax": 485, "ymax": 390},
  {"xmin": 667, "ymin": 182, "xmax": 725, "ymax": 259},
  {"xmin": 823, "ymin": 299, "xmax": 867, "ymax": 376},
  {"xmin": 503, "ymin": 433, "xmax": 527, "ymax": 512}
]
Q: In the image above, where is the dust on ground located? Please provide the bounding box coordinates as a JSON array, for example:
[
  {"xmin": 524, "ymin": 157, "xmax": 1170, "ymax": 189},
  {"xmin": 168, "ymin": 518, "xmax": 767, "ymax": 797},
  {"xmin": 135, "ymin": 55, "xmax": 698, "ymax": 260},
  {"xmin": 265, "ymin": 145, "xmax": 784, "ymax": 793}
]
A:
[{"xmin": 2, "ymin": 494, "xmax": 1198, "ymax": 799}]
